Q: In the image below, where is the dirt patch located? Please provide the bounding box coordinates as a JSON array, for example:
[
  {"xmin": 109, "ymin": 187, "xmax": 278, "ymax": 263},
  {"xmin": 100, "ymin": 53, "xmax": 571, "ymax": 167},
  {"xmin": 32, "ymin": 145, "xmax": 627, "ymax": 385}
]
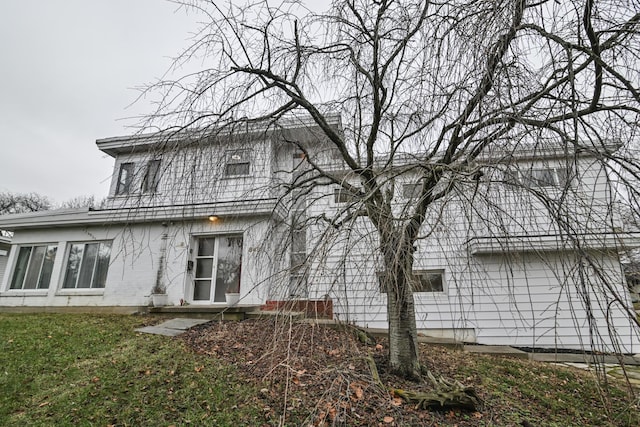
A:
[{"xmin": 180, "ymin": 317, "xmax": 635, "ymax": 426}]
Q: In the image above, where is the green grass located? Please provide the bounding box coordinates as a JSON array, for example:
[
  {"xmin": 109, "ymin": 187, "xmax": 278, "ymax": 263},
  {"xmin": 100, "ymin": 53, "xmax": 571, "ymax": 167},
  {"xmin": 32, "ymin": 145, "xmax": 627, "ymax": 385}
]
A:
[
  {"xmin": 0, "ymin": 313, "xmax": 637, "ymax": 426},
  {"xmin": 0, "ymin": 314, "xmax": 261, "ymax": 426},
  {"xmin": 457, "ymin": 354, "xmax": 640, "ymax": 426}
]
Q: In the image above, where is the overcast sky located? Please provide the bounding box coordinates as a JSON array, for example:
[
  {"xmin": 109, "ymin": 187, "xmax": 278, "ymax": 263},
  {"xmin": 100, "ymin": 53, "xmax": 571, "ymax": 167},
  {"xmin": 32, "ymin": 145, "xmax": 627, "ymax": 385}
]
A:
[{"xmin": 0, "ymin": 1, "xmax": 200, "ymax": 203}]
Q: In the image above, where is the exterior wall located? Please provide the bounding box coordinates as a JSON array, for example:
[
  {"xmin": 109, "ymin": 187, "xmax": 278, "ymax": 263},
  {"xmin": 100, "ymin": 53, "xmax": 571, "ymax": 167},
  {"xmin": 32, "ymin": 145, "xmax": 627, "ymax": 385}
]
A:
[
  {"xmin": 302, "ymin": 225, "xmax": 639, "ymax": 352},
  {"xmin": 104, "ymin": 138, "xmax": 276, "ymax": 210},
  {"xmin": 0, "ymin": 248, "xmax": 8, "ymax": 288},
  {"xmin": 0, "ymin": 216, "xmax": 276, "ymax": 308},
  {"xmin": 1, "ymin": 126, "xmax": 637, "ymax": 352},
  {"xmin": 297, "ymin": 153, "xmax": 639, "ymax": 352}
]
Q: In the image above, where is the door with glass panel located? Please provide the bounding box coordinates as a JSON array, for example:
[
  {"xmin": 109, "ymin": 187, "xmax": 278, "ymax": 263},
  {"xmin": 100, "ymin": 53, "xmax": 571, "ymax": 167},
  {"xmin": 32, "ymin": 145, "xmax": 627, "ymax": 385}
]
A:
[{"xmin": 192, "ymin": 236, "xmax": 243, "ymax": 303}]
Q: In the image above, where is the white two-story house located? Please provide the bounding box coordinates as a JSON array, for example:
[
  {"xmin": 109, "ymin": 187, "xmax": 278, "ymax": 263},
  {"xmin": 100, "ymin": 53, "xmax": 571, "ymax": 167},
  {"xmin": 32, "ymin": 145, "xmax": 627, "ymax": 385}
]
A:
[{"xmin": 0, "ymin": 116, "xmax": 638, "ymax": 353}]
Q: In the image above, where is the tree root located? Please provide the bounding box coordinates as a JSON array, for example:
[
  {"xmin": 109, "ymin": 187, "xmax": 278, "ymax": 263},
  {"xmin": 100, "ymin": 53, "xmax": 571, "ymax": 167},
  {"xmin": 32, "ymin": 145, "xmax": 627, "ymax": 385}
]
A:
[{"xmin": 366, "ymin": 353, "xmax": 482, "ymax": 412}]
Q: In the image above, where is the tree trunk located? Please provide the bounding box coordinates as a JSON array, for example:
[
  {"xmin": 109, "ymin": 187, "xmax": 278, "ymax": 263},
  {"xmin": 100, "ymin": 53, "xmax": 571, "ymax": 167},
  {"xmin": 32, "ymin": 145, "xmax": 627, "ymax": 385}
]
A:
[
  {"xmin": 387, "ymin": 280, "xmax": 421, "ymax": 379},
  {"xmin": 380, "ymin": 231, "xmax": 421, "ymax": 379}
]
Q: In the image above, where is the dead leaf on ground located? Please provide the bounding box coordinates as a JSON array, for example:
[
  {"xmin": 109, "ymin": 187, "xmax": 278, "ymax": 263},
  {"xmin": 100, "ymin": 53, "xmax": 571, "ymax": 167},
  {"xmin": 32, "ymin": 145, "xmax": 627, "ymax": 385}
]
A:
[
  {"xmin": 391, "ymin": 397, "xmax": 403, "ymax": 407},
  {"xmin": 349, "ymin": 383, "xmax": 364, "ymax": 400}
]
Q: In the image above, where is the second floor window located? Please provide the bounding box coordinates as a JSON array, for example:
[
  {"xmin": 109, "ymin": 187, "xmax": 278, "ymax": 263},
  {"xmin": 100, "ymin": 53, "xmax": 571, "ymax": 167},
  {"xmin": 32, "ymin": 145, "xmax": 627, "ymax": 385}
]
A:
[
  {"xmin": 116, "ymin": 162, "xmax": 134, "ymax": 195},
  {"xmin": 518, "ymin": 167, "xmax": 571, "ymax": 188},
  {"xmin": 402, "ymin": 183, "xmax": 422, "ymax": 199},
  {"xmin": 142, "ymin": 160, "xmax": 161, "ymax": 193},
  {"xmin": 334, "ymin": 188, "xmax": 359, "ymax": 204},
  {"xmin": 224, "ymin": 150, "xmax": 251, "ymax": 177}
]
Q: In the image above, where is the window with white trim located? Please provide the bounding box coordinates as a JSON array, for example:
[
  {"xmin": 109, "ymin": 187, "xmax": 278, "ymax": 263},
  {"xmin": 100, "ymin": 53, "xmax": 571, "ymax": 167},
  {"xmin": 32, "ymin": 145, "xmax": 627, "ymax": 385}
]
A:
[
  {"xmin": 224, "ymin": 150, "xmax": 251, "ymax": 176},
  {"xmin": 515, "ymin": 167, "xmax": 571, "ymax": 188},
  {"xmin": 142, "ymin": 159, "xmax": 161, "ymax": 193},
  {"xmin": 334, "ymin": 188, "xmax": 359, "ymax": 204},
  {"xmin": 378, "ymin": 269, "xmax": 445, "ymax": 293},
  {"xmin": 115, "ymin": 162, "xmax": 134, "ymax": 195},
  {"xmin": 62, "ymin": 241, "xmax": 112, "ymax": 289},
  {"xmin": 289, "ymin": 213, "xmax": 308, "ymax": 297},
  {"xmin": 402, "ymin": 183, "xmax": 421, "ymax": 199},
  {"xmin": 9, "ymin": 245, "xmax": 58, "ymax": 290}
]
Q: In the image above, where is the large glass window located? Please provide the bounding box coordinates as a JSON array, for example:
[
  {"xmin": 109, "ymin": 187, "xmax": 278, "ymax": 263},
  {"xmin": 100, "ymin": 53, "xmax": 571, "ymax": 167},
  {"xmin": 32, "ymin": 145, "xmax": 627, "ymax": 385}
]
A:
[
  {"xmin": 62, "ymin": 242, "xmax": 112, "ymax": 289},
  {"xmin": 10, "ymin": 245, "xmax": 57, "ymax": 290},
  {"xmin": 142, "ymin": 159, "xmax": 161, "ymax": 193},
  {"xmin": 115, "ymin": 162, "xmax": 134, "ymax": 195}
]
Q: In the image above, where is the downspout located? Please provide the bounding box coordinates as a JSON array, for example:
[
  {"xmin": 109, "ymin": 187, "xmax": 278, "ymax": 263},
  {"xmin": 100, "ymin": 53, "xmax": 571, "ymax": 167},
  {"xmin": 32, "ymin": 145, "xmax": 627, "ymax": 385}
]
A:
[{"xmin": 154, "ymin": 222, "xmax": 169, "ymax": 294}]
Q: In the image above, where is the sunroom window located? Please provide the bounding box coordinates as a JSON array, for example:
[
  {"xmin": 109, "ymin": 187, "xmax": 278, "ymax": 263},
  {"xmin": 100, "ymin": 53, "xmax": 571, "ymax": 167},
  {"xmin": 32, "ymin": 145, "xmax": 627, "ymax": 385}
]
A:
[
  {"xmin": 62, "ymin": 241, "xmax": 112, "ymax": 289},
  {"xmin": 9, "ymin": 245, "xmax": 58, "ymax": 290}
]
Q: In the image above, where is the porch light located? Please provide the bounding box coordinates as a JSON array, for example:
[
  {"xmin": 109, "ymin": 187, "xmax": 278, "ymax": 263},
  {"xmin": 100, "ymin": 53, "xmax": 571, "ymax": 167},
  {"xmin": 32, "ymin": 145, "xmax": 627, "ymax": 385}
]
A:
[{"xmin": 208, "ymin": 215, "xmax": 220, "ymax": 222}]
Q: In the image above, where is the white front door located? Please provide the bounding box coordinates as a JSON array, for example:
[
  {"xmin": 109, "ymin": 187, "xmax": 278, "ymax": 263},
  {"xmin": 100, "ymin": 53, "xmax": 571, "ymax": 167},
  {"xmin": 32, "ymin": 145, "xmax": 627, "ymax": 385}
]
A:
[{"xmin": 192, "ymin": 235, "xmax": 243, "ymax": 303}]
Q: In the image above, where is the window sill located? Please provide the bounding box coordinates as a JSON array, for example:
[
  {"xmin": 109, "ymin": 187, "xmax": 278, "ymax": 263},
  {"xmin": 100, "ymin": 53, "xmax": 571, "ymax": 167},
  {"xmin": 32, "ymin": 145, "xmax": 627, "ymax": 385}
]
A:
[
  {"xmin": 221, "ymin": 175, "xmax": 251, "ymax": 180},
  {"xmin": 0, "ymin": 290, "xmax": 49, "ymax": 297},
  {"xmin": 413, "ymin": 292, "xmax": 449, "ymax": 301},
  {"xmin": 56, "ymin": 289, "xmax": 105, "ymax": 296}
]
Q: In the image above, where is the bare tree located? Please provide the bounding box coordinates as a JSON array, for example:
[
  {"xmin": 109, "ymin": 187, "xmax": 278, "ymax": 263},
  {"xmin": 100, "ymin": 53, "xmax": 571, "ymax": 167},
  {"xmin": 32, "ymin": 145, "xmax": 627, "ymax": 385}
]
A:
[
  {"xmin": 57, "ymin": 195, "xmax": 104, "ymax": 210},
  {"xmin": 0, "ymin": 192, "xmax": 51, "ymax": 237},
  {"xmin": 139, "ymin": 0, "xmax": 640, "ymax": 379},
  {"xmin": 0, "ymin": 192, "xmax": 51, "ymax": 215}
]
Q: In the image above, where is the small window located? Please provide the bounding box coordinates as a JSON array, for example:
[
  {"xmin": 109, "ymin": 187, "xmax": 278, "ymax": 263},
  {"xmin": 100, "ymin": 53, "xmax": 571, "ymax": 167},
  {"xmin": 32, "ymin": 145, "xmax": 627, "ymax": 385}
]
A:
[
  {"xmin": 402, "ymin": 183, "xmax": 421, "ymax": 199},
  {"xmin": 142, "ymin": 159, "xmax": 161, "ymax": 193},
  {"xmin": 62, "ymin": 242, "xmax": 112, "ymax": 289},
  {"xmin": 224, "ymin": 150, "xmax": 251, "ymax": 177},
  {"xmin": 334, "ymin": 188, "xmax": 359, "ymax": 204},
  {"xmin": 116, "ymin": 162, "xmax": 134, "ymax": 195},
  {"xmin": 378, "ymin": 269, "xmax": 444, "ymax": 293},
  {"xmin": 9, "ymin": 245, "xmax": 58, "ymax": 290},
  {"xmin": 518, "ymin": 167, "xmax": 571, "ymax": 188},
  {"xmin": 412, "ymin": 270, "xmax": 444, "ymax": 292}
]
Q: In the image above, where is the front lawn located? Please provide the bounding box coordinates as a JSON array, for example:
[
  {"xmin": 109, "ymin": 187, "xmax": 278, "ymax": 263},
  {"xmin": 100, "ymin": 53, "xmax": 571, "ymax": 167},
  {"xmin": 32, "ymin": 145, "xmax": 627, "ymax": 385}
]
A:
[
  {"xmin": 0, "ymin": 313, "xmax": 261, "ymax": 426},
  {"xmin": 0, "ymin": 313, "xmax": 638, "ymax": 426}
]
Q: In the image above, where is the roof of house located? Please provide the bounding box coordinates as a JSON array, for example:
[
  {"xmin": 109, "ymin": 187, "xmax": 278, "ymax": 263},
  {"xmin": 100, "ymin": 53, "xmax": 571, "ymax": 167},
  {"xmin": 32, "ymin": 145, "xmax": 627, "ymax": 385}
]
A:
[
  {"xmin": 96, "ymin": 114, "xmax": 343, "ymax": 157},
  {"xmin": 0, "ymin": 200, "xmax": 285, "ymax": 232}
]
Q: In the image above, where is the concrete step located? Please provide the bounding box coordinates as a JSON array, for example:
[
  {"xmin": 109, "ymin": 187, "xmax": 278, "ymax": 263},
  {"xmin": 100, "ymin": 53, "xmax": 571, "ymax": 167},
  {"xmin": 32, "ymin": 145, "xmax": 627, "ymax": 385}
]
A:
[{"xmin": 245, "ymin": 310, "xmax": 306, "ymax": 320}]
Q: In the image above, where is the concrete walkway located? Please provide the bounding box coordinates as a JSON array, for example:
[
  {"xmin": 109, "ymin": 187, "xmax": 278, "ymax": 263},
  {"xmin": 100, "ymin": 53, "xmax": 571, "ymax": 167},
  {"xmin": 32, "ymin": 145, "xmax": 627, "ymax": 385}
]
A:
[{"xmin": 135, "ymin": 318, "xmax": 212, "ymax": 337}]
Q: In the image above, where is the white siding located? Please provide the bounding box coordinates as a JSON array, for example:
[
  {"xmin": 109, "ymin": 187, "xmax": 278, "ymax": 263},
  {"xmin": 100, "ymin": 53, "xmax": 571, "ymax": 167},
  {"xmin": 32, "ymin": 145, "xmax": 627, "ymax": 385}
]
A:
[
  {"xmin": 299, "ymin": 153, "xmax": 639, "ymax": 352},
  {"xmin": 0, "ymin": 217, "xmax": 276, "ymax": 308},
  {"xmin": 0, "ymin": 252, "xmax": 8, "ymax": 288}
]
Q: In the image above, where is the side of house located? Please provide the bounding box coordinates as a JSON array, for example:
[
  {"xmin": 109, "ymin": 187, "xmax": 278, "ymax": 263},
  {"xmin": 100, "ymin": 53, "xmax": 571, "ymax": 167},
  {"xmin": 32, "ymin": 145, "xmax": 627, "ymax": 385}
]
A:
[
  {"xmin": 0, "ymin": 236, "xmax": 11, "ymax": 289},
  {"xmin": 0, "ymin": 117, "xmax": 339, "ymax": 310},
  {"xmin": 291, "ymin": 145, "xmax": 640, "ymax": 352},
  {"xmin": 0, "ymin": 120, "xmax": 638, "ymax": 352}
]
